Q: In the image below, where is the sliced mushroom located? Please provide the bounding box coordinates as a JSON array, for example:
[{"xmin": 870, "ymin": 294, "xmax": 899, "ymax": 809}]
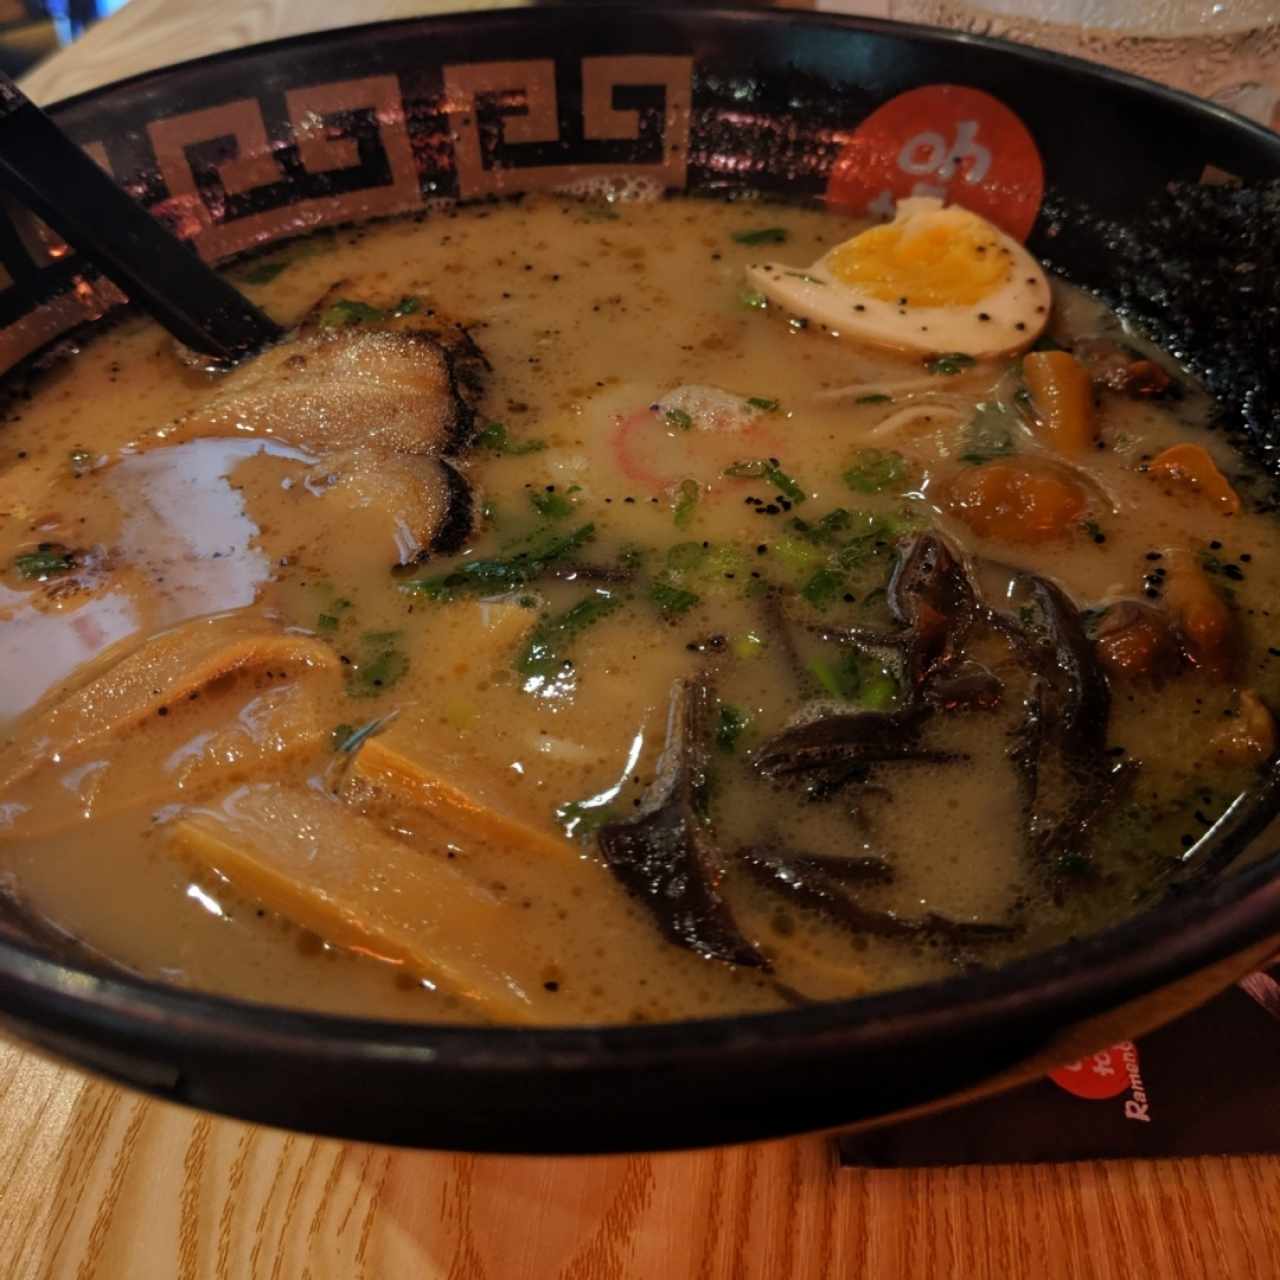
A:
[
  {"xmin": 596, "ymin": 677, "xmax": 766, "ymax": 969},
  {"xmin": 738, "ymin": 846, "xmax": 1018, "ymax": 947},
  {"xmin": 753, "ymin": 705, "xmax": 958, "ymax": 802},
  {"xmin": 886, "ymin": 532, "xmax": 985, "ymax": 702},
  {"xmin": 1004, "ymin": 572, "xmax": 1120, "ymax": 878}
]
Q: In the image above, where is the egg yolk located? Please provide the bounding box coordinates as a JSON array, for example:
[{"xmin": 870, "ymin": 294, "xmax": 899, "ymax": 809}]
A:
[{"xmin": 826, "ymin": 209, "xmax": 1009, "ymax": 307}]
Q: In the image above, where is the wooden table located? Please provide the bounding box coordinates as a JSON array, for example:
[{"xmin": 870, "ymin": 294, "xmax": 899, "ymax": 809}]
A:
[
  {"xmin": 4, "ymin": 1031, "xmax": 1280, "ymax": 1279},
  {"xmin": 6, "ymin": 3, "xmax": 1280, "ymax": 1277}
]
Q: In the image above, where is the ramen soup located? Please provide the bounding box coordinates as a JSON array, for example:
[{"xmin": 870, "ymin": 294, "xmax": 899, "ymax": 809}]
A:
[{"xmin": 1, "ymin": 195, "xmax": 1277, "ymax": 1026}]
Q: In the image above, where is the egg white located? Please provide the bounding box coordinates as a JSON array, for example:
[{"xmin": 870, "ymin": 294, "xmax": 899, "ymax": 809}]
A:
[{"xmin": 746, "ymin": 198, "xmax": 1051, "ymax": 359}]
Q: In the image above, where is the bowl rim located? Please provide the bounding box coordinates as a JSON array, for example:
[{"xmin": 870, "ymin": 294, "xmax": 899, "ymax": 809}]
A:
[
  {"xmin": 38, "ymin": 0, "xmax": 1280, "ymax": 150},
  {"xmin": 6, "ymin": 2, "xmax": 1280, "ymax": 1074}
]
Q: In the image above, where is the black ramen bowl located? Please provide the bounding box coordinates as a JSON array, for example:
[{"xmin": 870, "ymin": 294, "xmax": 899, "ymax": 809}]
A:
[{"xmin": 1, "ymin": 4, "xmax": 1279, "ymax": 1154}]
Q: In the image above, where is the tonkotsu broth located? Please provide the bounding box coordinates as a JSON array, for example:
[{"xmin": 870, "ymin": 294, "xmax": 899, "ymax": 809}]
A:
[{"xmin": 0, "ymin": 194, "xmax": 1277, "ymax": 1026}]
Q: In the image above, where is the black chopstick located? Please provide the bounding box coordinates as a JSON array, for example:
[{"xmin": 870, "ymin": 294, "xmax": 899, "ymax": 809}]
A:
[{"xmin": 0, "ymin": 74, "xmax": 283, "ymax": 361}]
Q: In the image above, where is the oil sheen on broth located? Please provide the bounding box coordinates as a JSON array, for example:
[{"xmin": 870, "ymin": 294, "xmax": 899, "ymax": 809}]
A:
[{"xmin": 0, "ymin": 195, "xmax": 1276, "ymax": 1027}]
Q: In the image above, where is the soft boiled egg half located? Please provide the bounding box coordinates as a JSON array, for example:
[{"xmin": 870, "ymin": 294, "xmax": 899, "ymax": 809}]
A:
[{"xmin": 745, "ymin": 197, "xmax": 1050, "ymax": 358}]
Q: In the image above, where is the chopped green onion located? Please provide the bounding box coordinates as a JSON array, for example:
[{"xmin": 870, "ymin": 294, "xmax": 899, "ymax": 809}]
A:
[
  {"xmin": 649, "ymin": 579, "xmax": 700, "ymax": 616},
  {"xmin": 556, "ymin": 798, "xmax": 617, "ymax": 839},
  {"xmin": 739, "ymin": 288, "xmax": 768, "ymax": 311},
  {"xmin": 747, "ymin": 396, "xmax": 781, "ymax": 412},
  {"xmin": 530, "ymin": 490, "xmax": 573, "ymax": 520},
  {"xmin": 799, "ymin": 509, "xmax": 854, "ymax": 545},
  {"xmin": 767, "ymin": 464, "xmax": 804, "ymax": 504},
  {"xmin": 925, "ymin": 352, "xmax": 977, "ymax": 376},
  {"xmin": 475, "ymin": 421, "xmax": 547, "ymax": 455},
  {"xmin": 732, "ymin": 227, "xmax": 788, "ymax": 245},
  {"xmin": 843, "ymin": 448, "xmax": 909, "ymax": 495},
  {"xmin": 405, "ymin": 523, "xmax": 595, "ymax": 600},
  {"xmin": 855, "ymin": 393, "xmax": 892, "ymax": 405},
  {"xmin": 859, "ymin": 669, "xmax": 898, "ymax": 709},
  {"xmin": 348, "ymin": 632, "xmax": 408, "ymax": 698},
  {"xmin": 391, "ymin": 295, "xmax": 422, "ymax": 316},
  {"xmin": 770, "ymin": 535, "xmax": 825, "ymax": 575},
  {"xmin": 666, "ymin": 542, "xmax": 708, "ymax": 572},
  {"xmin": 715, "ymin": 705, "xmax": 750, "ymax": 753},
  {"xmin": 664, "ymin": 408, "xmax": 693, "ymax": 430},
  {"xmin": 316, "ymin": 613, "xmax": 340, "ymax": 632},
  {"xmin": 726, "ymin": 457, "xmax": 803, "ymax": 503},
  {"xmin": 13, "ymin": 545, "xmax": 74, "ymax": 580},
  {"xmin": 673, "ymin": 478, "xmax": 700, "ymax": 528},
  {"xmin": 807, "ymin": 651, "xmax": 898, "ymax": 706},
  {"xmin": 319, "ymin": 298, "xmax": 385, "ymax": 327},
  {"xmin": 808, "ymin": 656, "xmax": 852, "ymax": 700},
  {"xmin": 801, "ymin": 567, "xmax": 845, "ymax": 610},
  {"xmin": 518, "ymin": 593, "xmax": 619, "ymax": 678}
]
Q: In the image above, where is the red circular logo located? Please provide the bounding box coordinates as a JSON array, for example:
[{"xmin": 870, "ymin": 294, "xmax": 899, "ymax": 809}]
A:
[
  {"xmin": 825, "ymin": 85, "xmax": 1044, "ymax": 242},
  {"xmin": 1048, "ymin": 1044, "xmax": 1133, "ymax": 1100}
]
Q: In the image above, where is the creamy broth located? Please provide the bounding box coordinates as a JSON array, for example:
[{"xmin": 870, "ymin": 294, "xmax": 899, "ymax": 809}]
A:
[{"xmin": 0, "ymin": 195, "xmax": 1277, "ymax": 1025}]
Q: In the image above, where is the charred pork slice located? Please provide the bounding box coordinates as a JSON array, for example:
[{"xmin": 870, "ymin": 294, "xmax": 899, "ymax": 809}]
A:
[
  {"xmin": 302, "ymin": 451, "xmax": 473, "ymax": 564},
  {"xmin": 151, "ymin": 285, "xmax": 487, "ymax": 562},
  {"xmin": 161, "ymin": 306, "xmax": 480, "ymax": 458}
]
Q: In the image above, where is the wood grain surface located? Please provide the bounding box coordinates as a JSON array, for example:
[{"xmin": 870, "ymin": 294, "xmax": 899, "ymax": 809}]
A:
[
  {"xmin": 1, "ymin": 1034, "xmax": 1279, "ymax": 1280},
  {"xmin": 5, "ymin": 3, "xmax": 1280, "ymax": 1278}
]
